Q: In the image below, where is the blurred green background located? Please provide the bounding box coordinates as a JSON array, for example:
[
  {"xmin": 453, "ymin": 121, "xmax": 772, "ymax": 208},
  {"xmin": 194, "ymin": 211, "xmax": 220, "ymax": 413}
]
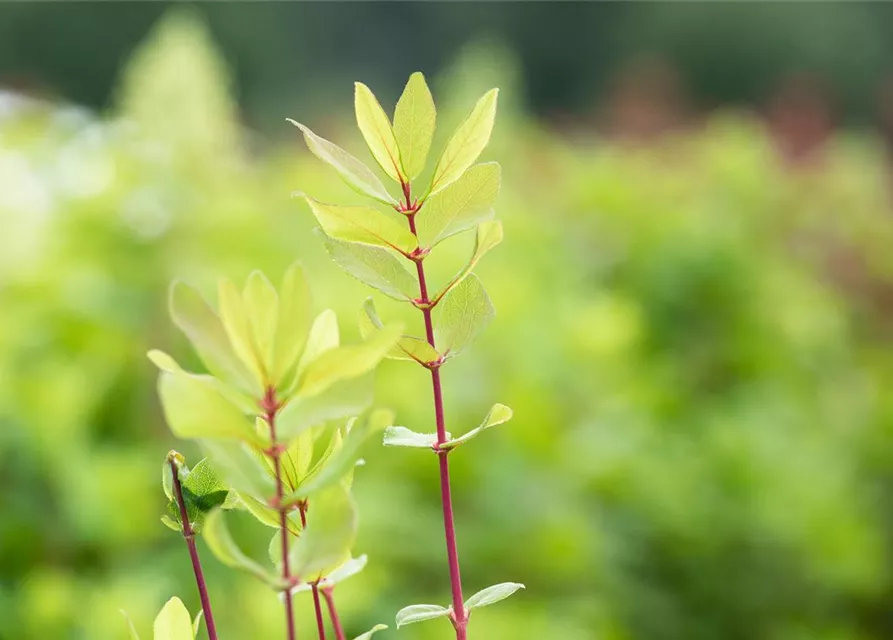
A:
[{"xmin": 4, "ymin": 3, "xmax": 893, "ymax": 640}]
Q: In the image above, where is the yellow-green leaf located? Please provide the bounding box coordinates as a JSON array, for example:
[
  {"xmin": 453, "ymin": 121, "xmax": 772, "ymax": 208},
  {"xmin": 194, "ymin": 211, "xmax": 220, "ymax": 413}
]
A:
[
  {"xmin": 428, "ymin": 88, "xmax": 498, "ymax": 196},
  {"xmin": 432, "ymin": 221, "xmax": 503, "ymax": 306},
  {"xmin": 289, "ymin": 484, "xmax": 357, "ymax": 582},
  {"xmin": 273, "ymin": 262, "xmax": 312, "ymax": 384},
  {"xmin": 441, "ymin": 403, "xmax": 513, "ymax": 450},
  {"xmin": 304, "ymin": 196, "xmax": 417, "ymax": 255},
  {"xmin": 355, "ymin": 82, "xmax": 405, "ymax": 183},
  {"xmin": 276, "ymin": 373, "xmax": 374, "ymax": 444},
  {"xmin": 359, "ymin": 298, "xmax": 440, "ymax": 364},
  {"xmin": 218, "ymin": 277, "xmax": 265, "ymax": 385},
  {"xmin": 323, "ymin": 235, "xmax": 418, "ymax": 301},
  {"xmin": 417, "ymin": 162, "xmax": 500, "ymax": 248},
  {"xmin": 243, "ymin": 271, "xmax": 279, "ymax": 375},
  {"xmin": 353, "ymin": 624, "xmax": 388, "ymax": 640},
  {"xmin": 394, "ymin": 72, "xmax": 436, "ymax": 180},
  {"xmin": 204, "ymin": 509, "xmax": 280, "ymax": 585},
  {"xmin": 148, "ymin": 349, "xmax": 257, "ymax": 414},
  {"xmin": 153, "ymin": 598, "xmax": 193, "ymax": 640},
  {"xmin": 434, "ymin": 274, "xmax": 494, "ymax": 359},
  {"xmin": 288, "ymin": 120, "xmax": 396, "ymax": 205}
]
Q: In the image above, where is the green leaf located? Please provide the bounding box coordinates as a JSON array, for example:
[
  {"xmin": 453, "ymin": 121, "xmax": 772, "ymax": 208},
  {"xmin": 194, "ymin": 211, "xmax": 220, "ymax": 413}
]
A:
[
  {"xmin": 297, "ymin": 323, "xmax": 402, "ymax": 398},
  {"xmin": 218, "ymin": 277, "xmax": 266, "ymax": 385},
  {"xmin": 323, "ymin": 234, "xmax": 418, "ymax": 301},
  {"xmin": 121, "ymin": 610, "xmax": 141, "ymax": 640},
  {"xmin": 355, "ymin": 82, "xmax": 405, "ymax": 183},
  {"xmin": 158, "ymin": 371, "xmax": 263, "ymax": 446},
  {"xmin": 304, "ymin": 196, "xmax": 417, "ymax": 255},
  {"xmin": 432, "ymin": 221, "xmax": 503, "ymax": 306},
  {"xmin": 192, "ymin": 611, "xmax": 203, "ymax": 639},
  {"xmin": 279, "ymin": 428, "xmax": 315, "ymax": 492},
  {"xmin": 201, "ymin": 439, "xmax": 275, "ymax": 500},
  {"xmin": 273, "ymin": 263, "xmax": 312, "ymax": 384},
  {"xmin": 277, "ymin": 374, "xmax": 374, "ymax": 444},
  {"xmin": 434, "ymin": 274, "xmax": 494, "ymax": 359},
  {"xmin": 394, "ymin": 71, "xmax": 436, "ymax": 181},
  {"xmin": 428, "ymin": 88, "xmax": 498, "ymax": 196},
  {"xmin": 173, "ymin": 458, "xmax": 230, "ymax": 533},
  {"xmin": 464, "ymin": 582, "xmax": 526, "ymax": 610},
  {"xmin": 441, "ymin": 403, "xmax": 513, "ymax": 450},
  {"xmin": 291, "ymin": 309, "xmax": 340, "ymax": 388},
  {"xmin": 287, "ymin": 120, "xmax": 396, "ymax": 205},
  {"xmin": 382, "ymin": 426, "xmax": 445, "ymax": 449},
  {"xmin": 284, "ymin": 409, "xmax": 393, "ymax": 503},
  {"xmin": 148, "ymin": 350, "xmax": 257, "ymax": 414},
  {"xmin": 289, "ymin": 484, "xmax": 357, "ymax": 581},
  {"xmin": 291, "ymin": 554, "xmax": 368, "ymax": 593},
  {"xmin": 417, "ymin": 162, "xmax": 500, "ymax": 248},
  {"xmin": 359, "ymin": 298, "xmax": 440, "ymax": 364},
  {"xmin": 153, "ymin": 597, "xmax": 193, "ymax": 640},
  {"xmin": 395, "ymin": 604, "xmax": 452, "ymax": 628},
  {"xmin": 243, "ymin": 271, "xmax": 279, "ymax": 375},
  {"xmin": 204, "ymin": 509, "xmax": 279, "ymax": 585},
  {"xmin": 168, "ymin": 281, "xmax": 256, "ymax": 393},
  {"xmin": 236, "ymin": 491, "xmax": 301, "ymax": 535},
  {"xmin": 161, "ymin": 515, "xmax": 180, "ymax": 532},
  {"xmin": 352, "ymin": 624, "xmax": 388, "ymax": 640}
]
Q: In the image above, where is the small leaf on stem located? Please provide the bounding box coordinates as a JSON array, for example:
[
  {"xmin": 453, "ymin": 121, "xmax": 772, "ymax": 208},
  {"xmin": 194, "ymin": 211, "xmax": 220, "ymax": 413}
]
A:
[
  {"xmin": 323, "ymin": 234, "xmax": 418, "ymax": 301},
  {"xmin": 153, "ymin": 597, "xmax": 194, "ymax": 640},
  {"xmin": 395, "ymin": 604, "xmax": 452, "ymax": 628},
  {"xmin": 360, "ymin": 298, "xmax": 440, "ymax": 364},
  {"xmin": 435, "ymin": 274, "xmax": 494, "ymax": 359},
  {"xmin": 431, "ymin": 221, "xmax": 503, "ymax": 306},
  {"xmin": 355, "ymin": 82, "xmax": 406, "ymax": 182},
  {"xmin": 303, "ymin": 196, "xmax": 417, "ymax": 255},
  {"xmin": 393, "ymin": 71, "xmax": 436, "ymax": 181},
  {"xmin": 464, "ymin": 582, "xmax": 526, "ymax": 610},
  {"xmin": 416, "ymin": 162, "xmax": 500, "ymax": 248},
  {"xmin": 352, "ymin": 624, "xmax": 388, "ymax": 640},
  {"xmin": 382, "ymin": 426, "xmax": 446, "ymax": 449},
  {"xmin": 441, "ymin": 404, "xmax": 513, "ymax": 450}
]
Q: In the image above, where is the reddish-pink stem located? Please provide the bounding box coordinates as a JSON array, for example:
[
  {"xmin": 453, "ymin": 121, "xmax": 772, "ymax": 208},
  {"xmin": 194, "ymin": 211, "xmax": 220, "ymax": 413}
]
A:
[
  {"xmin": 321, "ymin": 587, "xmax": 346, "ymax": 640},
  {"xmin": 406, "ymin": 195, "xmax": 468, "ymax": 638},
  {"xmin": 300, "ymin": 504, "xmax": 328, "ymax": 640},
  {"xmin": 170, "ymin": 460, "xmax": 220, "ymax": 640}
]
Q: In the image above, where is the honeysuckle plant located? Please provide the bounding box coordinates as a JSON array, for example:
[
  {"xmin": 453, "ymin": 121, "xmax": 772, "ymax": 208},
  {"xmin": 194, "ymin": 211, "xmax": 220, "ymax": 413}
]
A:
[
  {"xmin": 290, "ymin": 73, "xmax": 525, "ymax": 639},
  {"xmin": 145, "ymin": 266, "xmax": 399, "ymax": 640}
]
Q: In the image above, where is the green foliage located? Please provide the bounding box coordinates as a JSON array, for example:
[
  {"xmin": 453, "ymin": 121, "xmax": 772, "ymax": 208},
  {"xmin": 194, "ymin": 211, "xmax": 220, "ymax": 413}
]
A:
[
  {"xmin": 441, "ymin": 404, "xmax": 513, "ymax": 450},
  {"xmin": 124, "ymin": 598, "xmax": 200, "ymax": 640},
  {"xmin": 464, "ymin": 582, "xmax": 525, "ymax": 611},
  {"xmin": 355, "ymin": 82, "xmax": 406, "ymax": 183},
  {"xmin": 162, "ymin": 455, "xmax": 230, "ymax": 534},
  {"xmin": 352, "ymin": 624, "xmax": 388, "ymax": 640},
  {"xmin": 394, "ymin": 72, "xmax": 437, "ymax": 181},
  {"xmin": 394, "ymin": 604, "xmax": 453, "ymax": 628}
]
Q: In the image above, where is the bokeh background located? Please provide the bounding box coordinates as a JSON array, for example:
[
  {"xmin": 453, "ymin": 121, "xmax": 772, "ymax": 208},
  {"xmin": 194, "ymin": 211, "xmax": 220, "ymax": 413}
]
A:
[{"xmin": 4, "ymin": 3, "xmax": 893, "ymax": 639}]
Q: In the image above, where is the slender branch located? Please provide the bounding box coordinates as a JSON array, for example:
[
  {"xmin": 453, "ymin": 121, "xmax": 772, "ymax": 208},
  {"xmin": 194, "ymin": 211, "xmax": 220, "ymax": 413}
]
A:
[
  {"xmin": 299, "ymin": 504, "xmax": 328, "ymax": 640},
  {"xmin": 405, "ymin": 189, "xmax": 469, "ymax": 639},
  {"xmin": 169, "ymin": 458, "xmax": 220, "ymax": 640},
  {"xmin": 321, "ymin": 587, "xmax": 346, "ymax": 640},
  {"xmin": 264, "ymin": 389, "xmax": 298, "ymax": 640}
]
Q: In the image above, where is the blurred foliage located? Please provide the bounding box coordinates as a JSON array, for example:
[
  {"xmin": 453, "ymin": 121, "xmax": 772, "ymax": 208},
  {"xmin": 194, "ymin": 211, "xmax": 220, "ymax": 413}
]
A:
[{"xmin": 4, "ymin": 9, "xmax": 893, "ymax": 640}]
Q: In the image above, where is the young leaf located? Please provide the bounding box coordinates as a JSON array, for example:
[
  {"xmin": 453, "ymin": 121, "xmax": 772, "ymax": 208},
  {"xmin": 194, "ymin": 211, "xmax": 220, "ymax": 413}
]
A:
[
  {"xmin": 296, "ymin": 323, "xmax": 402, "ymax": 398},
  {"xmin": 173, "ymin": 458, "xmax": 230, "ymax": 533},
  {"xmin": 237, "ymin": 492, "xmax": 301, "ymax": 535},
  {"xmin": 157, "ymin": 372, "xmax": 263, "ymax": 446},
  {"xmin": 288, "ymin": 120, "xmax": 396, "ymax": 205},
  {"xmin": 464, "ymin": 582, "xmax": 526, "ymax": 610},
  {"xmin": 243, "ymin": 271, "xmax": 279, "ymax": 374},
  {"xmin": 148, "ymin": 350, "xmax": 258, "ymax": 415},
  {"xmin": 273, "ymin": 262, "xmax": 312, "ymax": 384},
  {"xmin": 416, "ymin": 162, "xmax": 500, "ymax": 248},
  {"xmin": 432, "ymin": 221, "xmax": 503, "ymax": 306},
  {"xmin": 325, "ymin": 554, "xmax": 368, "ymax": 586},
  {"xmin": 382, "ymin": 426, "xmax": 446, "ymax": 449},
  {"xmin": 153, "ymin": 597, "xmax": 193, "ymax": 640},
  {"xmin": 323, "ymin": 234, "xmax": 418, "ymax": 301},
  {"xmin": 289, "ymin": 484, "xmax": 358, "ymax": 581},
  {"xmin": 168, "ymin": 280, "xmax": 256, "ymax": 393},
  {"xmin": 204, "ymin": 509, "xmax": 279, "ymax": 585},
  {"xmin": 441, "ymin": 403, "xmax": 513, "ymax": 450},
  {"xmin": 435, "ymin": 274, "xmax": 494, "ymax": 359},
  {"xmin": 353, "ymin": 624, "xmax": 388, "ymax": 640},
  {"xmin": 395, "ymin": 604, "xmax": 452, "ymax": 628},
  {"xmin": 276, "ymin": 373, "xmax": 374, "ymax": 443},
  {"xmin": 201, "ymin": 439, "xmax": 275, "ymax": 500},
  {"xmin": 393, "ymin": 71, "xmax": 436, "ymax": 180},
  {"xmin": 293, "ymin": 309, "xmax": 340, "ymax": 385},
  {"xmin": 280, "ymin": 428, "xmax": 315, "ymax": 492},
  {"xmin": 355, "ymin": 82, "xmax": 405, "ymax": 182},
  {"xmin": 428, "ymin": 88, "xmax": 498, "ymax": 196},
  {"xmin": 359, "ymin": 298, "xmax": 440, "ymax": 364},
  {"xmin": 304, "ymin": 196, "xmax": 417, "ymax": 255}
]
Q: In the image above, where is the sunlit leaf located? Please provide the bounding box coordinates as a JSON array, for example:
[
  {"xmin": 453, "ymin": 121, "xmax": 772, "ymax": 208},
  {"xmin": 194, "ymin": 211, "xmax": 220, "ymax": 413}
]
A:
[
  {"xmin": 277, "ymin": 374, "xmax": 374, "ymax": 444},
  {"xmin": 464, "ymin": 582, "xmax": 525, "ymax": 610},
  {"xmin": 441, "ymin": 403, "xmax": 513, "ymax": 450},
  {"xmin": 288, "ymin": 120, "xmax": 396, "ymax": 205},
  {"xmin": 417, "ymin": 162, "xmax": 500, "ymax": 248},
  {"xmin": 218, "ymin": 277, "xmax": 265, "ymax": 384},
  {"xmin": 148, "ymin": 350, "xmax": 257, "ymax": 414},
  {"xmin": 434, "ymin": 274, "xmax": 494, "ymax": 359},
  {"xmin": 243, "ymin": 270, "xmax": 278, "ymax": 375},
  {"xmin": 352, "ymin": 624, "xmax": 388, "ymax": 640},
  {"xmin": 279, "ymin": 428, "xmax": 315, "ymax": 492},
  {"xmin": 394, "ymin": 71, "xmax": 436, "ymax": 181},
  {"xmin": 293, "ymin": 554, "xmax": 369, "ymax": 593},
  {"xmin": 428, "ymin": 88, "xmax": 498, "ymax": 196},
  {"xmin": 323, "ymin": 234, "xmax": 418, "ymax": 301},
  {"xmin": 382, "ymin": 426, "xmax": 445, "ymax": 449},
  {"xmin": 237, "ymin": 491, "xmax": 301, "ymax": 535},
  {"xmin": 289, "ymin": 484, "xmax": 357, "ymax": 581},
  {"xmin": 395, "ymin": 604, "xmax": 452, "ymax": 628},
  {"xmin": 170, "ymin": 458, "xmax": 230, "ymax": 533},
  {"xmin": 355, "ymin": 82, "xmax": 405, "ymax": 182},
  {"xmin": 303, "ymin": 196, "xmax": 417, "ymax": 255},
  {"xmin": 153, "ymin": 597, "xmax": 193, "ymax": 640},
  {"xmin": 204, "ymin": 509, "xmax": 279, "ymax": 585},
  {"xmin": 359, "ymin": 298, "xmax": 440, "ymax": 364},
  {"xmin": 201, "ymin": 439, "xmax": 275, "ymax": 500},
  {"xmin": 432, "ymin": 221, "xmax": 503, "ymax": 306},
  {"xmin": 273, "ymin": 262, "xmax": 312, "ymax": 384}
]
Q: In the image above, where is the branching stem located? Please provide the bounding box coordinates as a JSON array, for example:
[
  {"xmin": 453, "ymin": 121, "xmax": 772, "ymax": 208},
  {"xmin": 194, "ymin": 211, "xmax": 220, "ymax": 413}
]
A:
[
  {"xmin": 299, "ymin": 503, "xmax": 328, "ymax": 640},
  {"xmin": 321, "ymin": 587, "xmax": 346, "ymax": 640}
]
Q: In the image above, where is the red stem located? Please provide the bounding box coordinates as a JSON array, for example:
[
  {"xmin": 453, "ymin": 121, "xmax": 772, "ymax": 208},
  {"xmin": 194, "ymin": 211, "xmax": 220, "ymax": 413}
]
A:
[
  {"xmin": 406, "ymin": 196, "xmax": 468, "ymax": 638},
  {"xmin": 300, "ymin": 504, "xmax": 328, "ymax": 640},
  {"xmin": 170, "ymin": 459, "xmax": 220, "ymax": 640},
  {"xmin": 265, "ymin": 393, "xmax": 298, "ymax": 640},
  {"xmin": 321, "ymin": 588, "xmax": 346, "ymax": 640}
]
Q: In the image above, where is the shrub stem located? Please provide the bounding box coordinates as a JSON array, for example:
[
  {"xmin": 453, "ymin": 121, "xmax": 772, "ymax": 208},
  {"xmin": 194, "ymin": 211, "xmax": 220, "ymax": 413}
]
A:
[
  {"xmin": 299, "ymin": 504, "xmax": 328, "ymax": 640},
  {"xmin": 321, "ymin": 587, "xmax": 345, "ymax": 640}
]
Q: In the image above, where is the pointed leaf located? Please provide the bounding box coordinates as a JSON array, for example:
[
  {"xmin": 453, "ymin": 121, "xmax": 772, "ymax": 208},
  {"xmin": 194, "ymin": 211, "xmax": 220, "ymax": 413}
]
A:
[
  {"xmin": 304, "ymin": 196, "xmax": 417, "ymax": 255},
  {"xmin": 148, "ymin": 350, "xmax": 257, "ymax": 414},
  {"xmin": 204, "ymin": 509, "xmax": 279, "ymax": 585},
  {"xmin": 273, "ymin": 263, "xmax": 313, "ymax": 384},
  {"xmin": 394, "ymin": 72, "xmax": 436, "ymax": 180},
  {"xmin": 153, "ymin": 598, "xmax": 193, "ymax": 640},
  {"xmin": 158, "ymin": 372, "xmax": 263, "ymax": 446},
  {"xmin": 168, "ymin": 281, "xmax": 256, "ymax": 393},
  {"xmin": 243, "ymin": 271, "xmax": 279, "ymax": 374},
  {"xmin": 175, "ymin": 458, "xmax": 230, "ymax": 532},
  {"xmin": 395, "ymin": 604, "xmax": 452, "ymax": 628},
  {"xmin": 280, "ymin": 428, "xmax": 315, "ymax": 492},
  {"xmin": 441, "ymin": 404, "xmax": 513, "ymax": 450},
  {"xmin": 359, "ymin": 298, "xmax": 439, "ymax": 364},
  {"xmin": 417, "ymin": 162, "xmax": 500, "ymax": 248},
  {"xmin": 201, "ymin": 439, "xmax": 275, "ymax": 500},
  {"xmin": 428, "ymin": 88, "xmax": 498, "ymax": 196},
  {"xmin": 277, "ymin": 374, "xmax": 374, "ymax": 444},
  {"xmin": 288, "ymin": 120, "xmax": 396, "ymax": 205},
  {"xmin": 432, "ymin": 221, "xmax": 503, "ymax": 306},
  {"xmin": 382, "ymin": 426, "xmax": 446, "ymax": 449},
  {"xmin": 355, "ymin": 82, "xmax": 405, "ymax": 182},
  {"xmin": 237, "ymin": 492, "xmax": 301, "ymax": 535},
  {"xmin": 323, "ymin": 234, "xmax": 418, "ymax": 301},
  {"xmin": 435, "ymin": 274, "xmax": 494, "ymax": 359},
  {"xmin": 219, "ymin": 277, "xmax": 266, "ymax": 384},
  {"xmin": 289, "ymin": 484, "xmax": 357, "ymax": 581},
  {"xmin": 192, "ymin": 611, "xmax": 203, "ymax": 638},
  {"xmin": 464, "ymin": 582, "xmax": 525, "ymax": 610},
  {"xmin": 353, "ymin": 624, "xmax": 387, "ymax": 640}
]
